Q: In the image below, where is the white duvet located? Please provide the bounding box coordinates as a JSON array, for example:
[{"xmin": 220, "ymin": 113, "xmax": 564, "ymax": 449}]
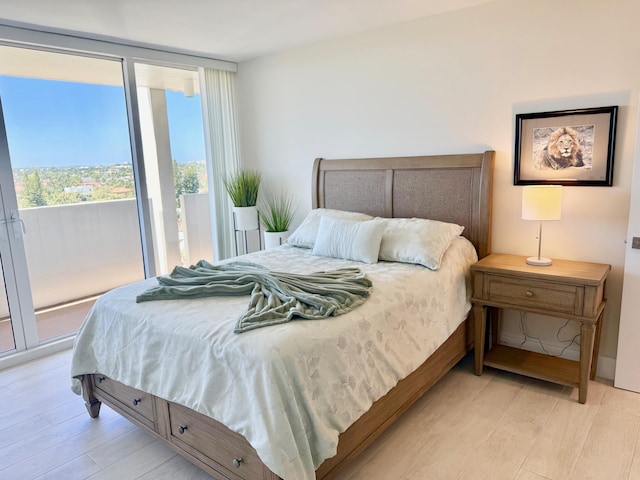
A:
[{"xmin": 71, "ymin": 238, "xmax": 477, "ymax": 480}]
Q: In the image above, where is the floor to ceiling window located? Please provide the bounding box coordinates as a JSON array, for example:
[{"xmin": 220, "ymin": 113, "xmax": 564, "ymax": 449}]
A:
[
  {"xmin": 0, "ymin": 45, "xmax": 145, "ymax": 353},
  {"xmin": 0, "ymin": 26, "xmax": 233, "ymax": 366},
  {"xmin": 0, "ymin": 47, "xmax": 213, "ymax": 358}
]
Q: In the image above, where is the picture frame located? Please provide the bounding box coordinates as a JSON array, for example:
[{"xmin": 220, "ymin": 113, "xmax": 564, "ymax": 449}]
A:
[{"xmin": 514, "ymin": 106, "xmax": 617, "ymax": 186}]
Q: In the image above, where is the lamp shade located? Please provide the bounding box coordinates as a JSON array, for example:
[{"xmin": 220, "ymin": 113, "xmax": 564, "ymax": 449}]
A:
[{"xmin": 522, "ymin": 185, "xmax": 562, "ymax": 221}]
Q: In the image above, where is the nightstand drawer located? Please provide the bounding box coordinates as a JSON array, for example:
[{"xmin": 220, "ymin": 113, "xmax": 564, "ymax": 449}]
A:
[{"xmin": 484, "ymin": 274, "xmax": 583, "ymax": 315}]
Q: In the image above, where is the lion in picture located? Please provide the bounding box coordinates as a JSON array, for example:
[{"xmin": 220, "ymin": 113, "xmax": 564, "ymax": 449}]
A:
[{"xmin": 535, "ymin": 126, "xmax": 585, "ymax": 170}]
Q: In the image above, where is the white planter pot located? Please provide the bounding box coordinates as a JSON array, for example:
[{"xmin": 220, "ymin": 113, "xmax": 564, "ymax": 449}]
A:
[
  {"xmin": 233, "ymin": 206, "xmax": 259, "ymax": 231},
  {"xmin": 264, "ymin": 230, "xmax": 290, "ymax": 249}
]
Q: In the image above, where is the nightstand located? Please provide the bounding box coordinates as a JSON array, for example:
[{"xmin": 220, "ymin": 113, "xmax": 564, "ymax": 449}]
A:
[{"xmin": 471, "ymin": 253, "xmax": 610, "ymax": 404}]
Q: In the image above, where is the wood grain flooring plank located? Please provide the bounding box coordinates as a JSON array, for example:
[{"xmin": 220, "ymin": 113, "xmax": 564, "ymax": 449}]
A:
[
  {"xmin": 627, "ymin": 429, "xmax": 640, "ymax": 480},
  {"xmin": 459, "ymin": 383, "xmax": 559, "ymax": 480},
  {"xmin": 137, "ymin": 454, "xmax": 216, "ymax": 480},
  {"xmin": 515, "ymin": 469, "xmax": 552, "ymax": 480},
  {"xmin": 403, "ymin": 374, "xmax": 523, "ymax": 479},
  {"xmin": 569, "ymin": 408, "xmax": 640, "ymax": 480},
  {"xmin": 86, "ymin": 423, "xmax": 157, "ymax": 468},
  {"xmin": 83, "ymin": 441, "xmax": 179, "ymax": 480},
  {"xmin": 0, "ymin": 413, "xmax": 132, "ymax": 476},
  {"xmin": 32, "ymin": 454, "xmax": 102, "ymax": 480},
  {"xmin": 522, "ymin": 379, "xmax": 606, "ymax": 479},
  {"xmin": 601, "ymin": 384, "xmax": 640, "ymax": 418}
]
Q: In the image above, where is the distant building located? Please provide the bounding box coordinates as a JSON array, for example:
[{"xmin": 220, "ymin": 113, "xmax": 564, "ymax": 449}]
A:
[
  {"xmin": 110, "ymin": 187, "xmax": 133, "ymax": 196},
  {"xmin": 64, "ymin": 181, "xmax": 102, "ymax": 195},
  {"xmin": 64, "ymin": 185, "xmax": 94, "ymax": 195}
]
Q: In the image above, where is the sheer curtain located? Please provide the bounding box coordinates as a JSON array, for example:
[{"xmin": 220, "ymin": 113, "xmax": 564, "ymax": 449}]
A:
[{"xmin": 199, "ymin": 68, "xmax": 240, "ymax": 260}]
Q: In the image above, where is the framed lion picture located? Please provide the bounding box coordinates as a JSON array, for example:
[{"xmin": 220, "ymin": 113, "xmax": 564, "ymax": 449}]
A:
[{"xmin": 514, "ymin": 106, "xmax": 617, "ymax": 186}]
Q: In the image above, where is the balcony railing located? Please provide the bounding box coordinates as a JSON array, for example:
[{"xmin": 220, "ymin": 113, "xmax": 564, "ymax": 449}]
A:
[{"xmin": 0, "ymin": 194, "xmax": 213, "ymax": 352}]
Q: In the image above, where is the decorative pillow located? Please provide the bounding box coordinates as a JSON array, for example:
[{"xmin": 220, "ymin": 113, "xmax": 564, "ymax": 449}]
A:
[
  {"xmin": 378, "ymin": 217, "xmax": 464, "ymax": 270},
  {"xmin": 287, "ymin": 208, "xmax": 373, "ymax": 249},
  {"xmin": 312, "ymin": 216, "xmax": 386, "ymax": 264}
]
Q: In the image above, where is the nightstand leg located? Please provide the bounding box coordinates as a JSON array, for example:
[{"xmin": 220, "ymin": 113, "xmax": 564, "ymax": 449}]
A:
[
  {"xmin": 590, "ymin": 311, "xmax": 604, "ymax": 380},
  {"xmin": 474, "ymin": 304, "xmax": 487, "ymax": 376},
  {"xmin": 579, "ymin": 322, "xmax": 596, "ymax": 404}
]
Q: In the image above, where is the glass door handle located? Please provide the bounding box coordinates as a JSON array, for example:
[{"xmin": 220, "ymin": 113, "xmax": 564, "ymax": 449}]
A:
[
  {"xmin": 1, "ymin": 211, "xmax": 26, "ymax": 238},
  {"xmin": 11, "ymin": 211, "xmax": 26, "ymax": 235}
]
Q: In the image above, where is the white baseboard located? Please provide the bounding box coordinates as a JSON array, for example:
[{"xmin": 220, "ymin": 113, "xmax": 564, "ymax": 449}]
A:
[
  {"xmin": 499, "ymin": 332, "xmax": 615, "ymax": 380},
  {"xmin": 0, "ymin": 336, "xmax": 74, "ymax": 371},
  {"xmin": 596, "ymin": 355, "xmax": 616, "ymax": 381}
]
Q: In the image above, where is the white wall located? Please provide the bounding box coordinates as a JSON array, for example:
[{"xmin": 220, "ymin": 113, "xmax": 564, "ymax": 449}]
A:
[{"xmin": 236, "ymin": 0, "xmax": 640, "ymax": 366}]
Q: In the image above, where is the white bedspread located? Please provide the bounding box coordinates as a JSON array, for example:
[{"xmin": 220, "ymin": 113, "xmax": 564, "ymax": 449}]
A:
[{"xmin": 71, "ymin": 238, "xmax": 477, "ymax": 480}]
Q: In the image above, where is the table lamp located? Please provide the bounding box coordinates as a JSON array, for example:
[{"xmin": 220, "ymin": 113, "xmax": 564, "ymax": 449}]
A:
[{"xmin": 522, "ymin": 185, "xmax": 562, "ymax": 266}]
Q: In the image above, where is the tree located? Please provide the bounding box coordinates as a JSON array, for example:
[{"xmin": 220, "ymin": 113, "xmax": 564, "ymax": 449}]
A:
[
  {"xmin": 174, "ymin": 161, "xmax": 200, "ymax": 207},
  {"xmin": 173, "ymin": 159, "xmax": 183, "ymax": 199},
  {"xmin": 181, "ymin": 163, "xmax": 200, "ymax": 195},
  {"xmin": 21, "ymin": 170, "xmax": 47, "ymax": 207}
]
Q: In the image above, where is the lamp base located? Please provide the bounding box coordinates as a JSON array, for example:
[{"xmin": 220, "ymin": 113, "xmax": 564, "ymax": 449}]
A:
[{"xmin": 526, "ymin": 256, "xmax": 552, "ymax": 266}]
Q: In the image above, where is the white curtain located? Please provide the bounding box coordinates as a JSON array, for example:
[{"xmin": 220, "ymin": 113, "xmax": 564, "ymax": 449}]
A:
[{"xmin": 199, "ymin": 68, "xmax": 240, "ymax": 260}]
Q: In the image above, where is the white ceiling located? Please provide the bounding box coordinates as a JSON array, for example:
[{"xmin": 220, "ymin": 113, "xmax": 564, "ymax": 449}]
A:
[{"xmin": 0, "ymin": 0, "xmax": 498, "ymax": 62}]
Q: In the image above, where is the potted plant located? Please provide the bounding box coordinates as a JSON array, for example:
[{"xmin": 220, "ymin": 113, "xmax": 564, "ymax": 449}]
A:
[
  {"xmin": 260, "ymin": 189, "xmax": 297, "ymax": 249},
  {"xmin": 223, "ymin": 169, "xmax": 261, "ymax": 230}
]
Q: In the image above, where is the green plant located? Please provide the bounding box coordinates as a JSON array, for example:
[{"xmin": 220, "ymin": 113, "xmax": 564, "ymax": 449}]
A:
[
  {"xmin": 260, "ymin": 189, "xmax": 297, "ymax": 232},
  {"xmin": 223, "ymin": 169, "xmax": 261, "ymax": 207}
]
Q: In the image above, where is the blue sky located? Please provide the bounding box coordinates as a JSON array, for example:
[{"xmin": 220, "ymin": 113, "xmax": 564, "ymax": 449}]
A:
[{"xmin": 0, "ymin": 76, "xmax": 205, "ymax": 168}]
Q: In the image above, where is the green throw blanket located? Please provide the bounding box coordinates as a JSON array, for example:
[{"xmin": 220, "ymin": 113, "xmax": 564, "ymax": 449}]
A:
[{"xmin": 136, "ymin": 260, "xmax": 372, "ymax": 333}]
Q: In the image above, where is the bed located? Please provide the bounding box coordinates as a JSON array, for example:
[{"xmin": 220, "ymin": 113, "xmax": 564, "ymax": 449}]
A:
[{"xmin": 71, "ymin": 150, "xmax": 494, "ymax": 480}]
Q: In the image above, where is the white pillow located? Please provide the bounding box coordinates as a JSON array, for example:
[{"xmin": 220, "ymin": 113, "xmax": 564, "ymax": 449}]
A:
[
  {"xmin": 287, "ymin": 208, "xmax": 373, "ymax": 249},
  {"xmin": 312, "ymin": 216, "xmax": 386, "ymax": 264},
  {"xmin": 378, "ymin": 217, "xmax": 464, "ymax": 270}
]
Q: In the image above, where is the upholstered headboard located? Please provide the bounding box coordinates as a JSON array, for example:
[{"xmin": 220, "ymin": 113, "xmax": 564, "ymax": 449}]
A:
[{"xmin": 312, "ymin": 151, "xmax": 495, "ymax": 258}]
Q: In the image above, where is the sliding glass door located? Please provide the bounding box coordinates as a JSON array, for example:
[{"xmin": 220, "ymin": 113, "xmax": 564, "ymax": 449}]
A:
[
  {"xmin": 0, "ymin": 98, "xmax": 30, "ymax": 353},
  {"xmin": 0, "ymin": 45, "xmax": 145, "ymax": 353}
]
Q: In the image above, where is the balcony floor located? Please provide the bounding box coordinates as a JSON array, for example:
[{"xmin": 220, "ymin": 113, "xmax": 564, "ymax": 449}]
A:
[{"xmin": 0, "ymin": 297, "xmax": 96, "ymax": 353}]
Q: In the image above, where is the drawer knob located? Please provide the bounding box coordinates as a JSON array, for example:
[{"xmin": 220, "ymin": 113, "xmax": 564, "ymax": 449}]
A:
[
  {"xmin": 233, "ymin": 458, "xmax": 243, "ymax": 468},
  {"xmin": 525, "ymin": 290, "xmax": 534, "ymax": 298},
  {"xmin": 97, "ymin": 376, "xmax": 105, "ymax": 383},
  {"xmin": 133, "ymin": 398, "xmax": 141, "ymax": 406},
  {"xmin": 178, "ymin": 425, "xmax": 188, "ymax": 434}
]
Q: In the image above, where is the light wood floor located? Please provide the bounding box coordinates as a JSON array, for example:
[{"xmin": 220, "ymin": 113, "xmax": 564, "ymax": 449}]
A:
[{"xmin": 2, "ymin": 350, "xmax": 640, "ymax": 480}]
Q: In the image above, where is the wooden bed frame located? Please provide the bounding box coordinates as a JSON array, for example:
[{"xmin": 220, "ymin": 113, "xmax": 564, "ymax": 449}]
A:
[{"xmin": 79, "ymin": 150, "xmax": 494, "ymax": 480}]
